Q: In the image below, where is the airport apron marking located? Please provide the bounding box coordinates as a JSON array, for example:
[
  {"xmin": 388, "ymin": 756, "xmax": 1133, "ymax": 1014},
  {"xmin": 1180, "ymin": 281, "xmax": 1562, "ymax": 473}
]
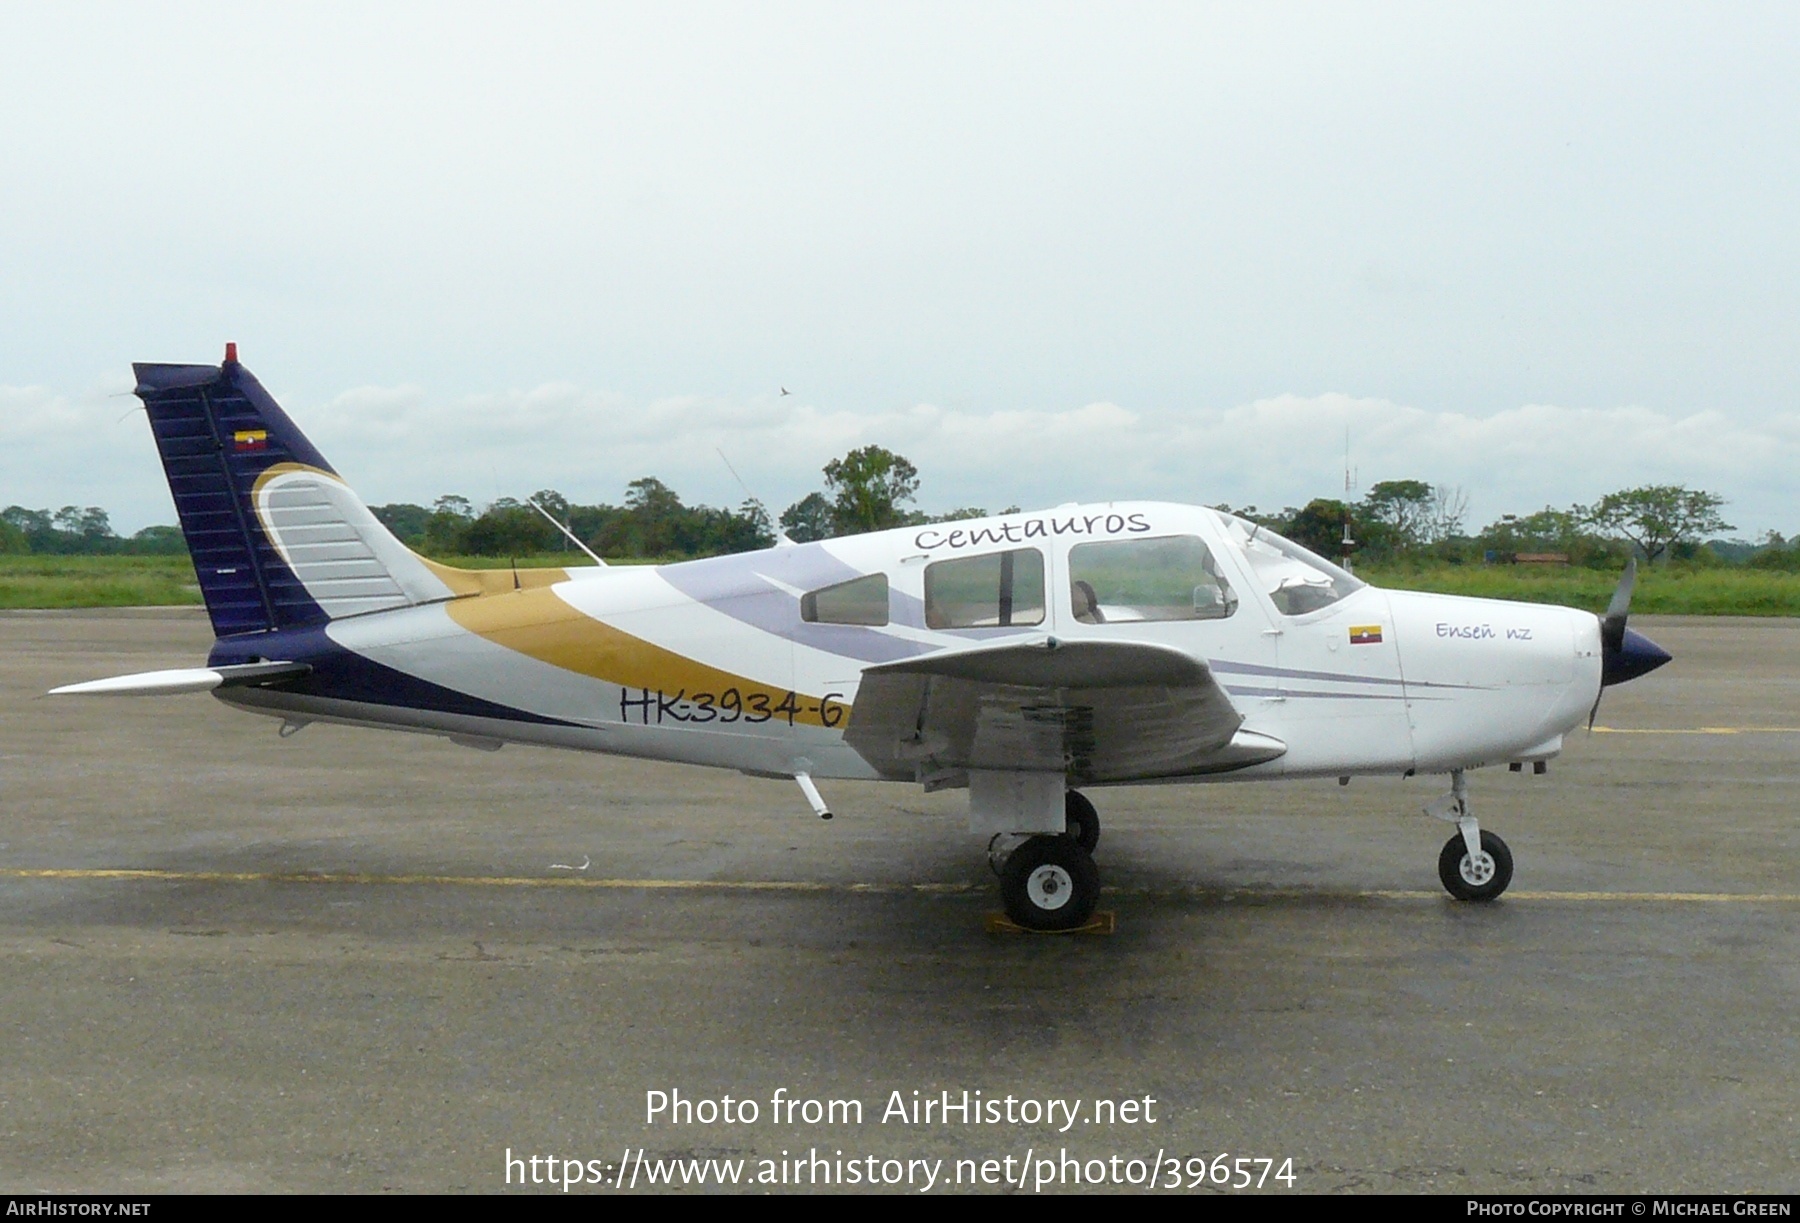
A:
[
  {"xmin": 7, "ymin": 868, "xmax": 1800, "ymax": 904},
  {"xmin": 1592, "ymin": 725, "xmax": 1800, "ymax": 734}
]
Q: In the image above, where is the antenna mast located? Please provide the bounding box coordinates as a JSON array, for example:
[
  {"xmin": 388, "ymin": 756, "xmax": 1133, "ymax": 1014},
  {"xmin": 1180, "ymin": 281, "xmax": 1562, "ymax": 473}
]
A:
[
  {"xmin": 527, "ymin": 499, "xmax": 606, "ymax": 567},
  {"xmin": 717, "ymin": 448, "xmax": 795, "ymax": 547}
]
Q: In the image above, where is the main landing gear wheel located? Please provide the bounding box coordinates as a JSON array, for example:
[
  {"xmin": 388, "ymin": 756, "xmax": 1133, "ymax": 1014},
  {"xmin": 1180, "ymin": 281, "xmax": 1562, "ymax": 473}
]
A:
[
  {"xmin": 1064, "ymin": 789, "xmax": 1100, "ymax": 853},
  {"xmin": 1000, "ymin": 835, "xmax": 1101, "ymax": 931},
  {"xmin": 1438, "ymin": 830, "xmax": 1514, "ymax": 902}
]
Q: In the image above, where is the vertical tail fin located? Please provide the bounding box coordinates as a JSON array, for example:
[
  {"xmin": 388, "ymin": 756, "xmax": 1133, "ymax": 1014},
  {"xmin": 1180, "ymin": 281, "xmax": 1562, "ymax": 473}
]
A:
[{"xmin": 135, "ymin": 346, "xmax": 456, "ymax": 638}]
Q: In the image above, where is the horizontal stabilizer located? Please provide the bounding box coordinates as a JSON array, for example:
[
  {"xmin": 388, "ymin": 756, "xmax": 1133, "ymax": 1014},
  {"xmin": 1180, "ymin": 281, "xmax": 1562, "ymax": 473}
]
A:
[{"xmin": 49, "ymin": 662, "xmax": 311, "ymax": 697}]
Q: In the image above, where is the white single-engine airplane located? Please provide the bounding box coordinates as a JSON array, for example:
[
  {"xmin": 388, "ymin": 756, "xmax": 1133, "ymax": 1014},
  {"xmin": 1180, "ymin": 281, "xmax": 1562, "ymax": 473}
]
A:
[{"xmin": 53, "ymin": 348, "xmax": 1672, "ymax": 930}]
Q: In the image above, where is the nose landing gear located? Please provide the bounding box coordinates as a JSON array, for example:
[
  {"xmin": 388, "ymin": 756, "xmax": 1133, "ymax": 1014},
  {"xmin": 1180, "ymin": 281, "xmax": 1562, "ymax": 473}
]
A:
[
  {"xmin": 1437, "ymin": 828, "xmax": 1514, "ymax": 901},
  {"xmin": 1425, "ymin": 769, "xmax": 1514, "ymax": 902}
]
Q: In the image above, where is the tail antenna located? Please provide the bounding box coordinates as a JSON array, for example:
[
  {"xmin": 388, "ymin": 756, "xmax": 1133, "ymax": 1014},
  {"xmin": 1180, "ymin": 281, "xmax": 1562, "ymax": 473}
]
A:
[{"xmin": 716, "ymin": 447, "xmax": 795, "ymax": 547}]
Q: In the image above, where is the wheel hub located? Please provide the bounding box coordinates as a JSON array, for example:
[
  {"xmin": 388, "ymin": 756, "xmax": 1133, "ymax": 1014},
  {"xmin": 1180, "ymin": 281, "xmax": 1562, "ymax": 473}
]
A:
[
  {"xmin": 1026, "ymin": 863, "xmax": 1074, "ymax": 911},
  {"xmin": 1459, "ymin": 852, "xmax": 1496, "ymax": 886}
]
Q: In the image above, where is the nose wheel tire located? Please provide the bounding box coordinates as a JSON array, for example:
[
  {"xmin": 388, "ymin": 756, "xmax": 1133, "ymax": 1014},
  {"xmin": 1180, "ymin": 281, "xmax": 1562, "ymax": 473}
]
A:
[
  {"xmin": 1438, "ymin": 830, "xmax": 1514, "ymax": 902},
  {"xmin": 1064, "ymin": 789, "xmax": 1100, "ymax": 852},
  {"xmin": 1000, "ymin": 835, "xmax": 1101, "ymax": 931}
]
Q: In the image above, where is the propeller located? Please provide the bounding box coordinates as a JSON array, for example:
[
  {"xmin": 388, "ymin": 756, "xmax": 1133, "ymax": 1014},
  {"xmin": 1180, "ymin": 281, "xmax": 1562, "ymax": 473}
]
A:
[
  {"xmin": 1599, "ymin": 558, "xmax": 1636, "ymax": 660},
  {"xmin": 1589, "ymin": 558, "xmax": 1672, "ymax": 728}
]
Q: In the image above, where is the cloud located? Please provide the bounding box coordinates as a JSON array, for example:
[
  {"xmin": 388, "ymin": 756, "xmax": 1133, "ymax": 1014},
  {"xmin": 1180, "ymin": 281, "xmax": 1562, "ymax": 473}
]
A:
[
  {"xmin": 6, "ymin": 379, "xmax": 1794, "ymax": 538},
  {"xmin": 231, "ymin": 385, "xmax": 1800, "ymax": 537}
]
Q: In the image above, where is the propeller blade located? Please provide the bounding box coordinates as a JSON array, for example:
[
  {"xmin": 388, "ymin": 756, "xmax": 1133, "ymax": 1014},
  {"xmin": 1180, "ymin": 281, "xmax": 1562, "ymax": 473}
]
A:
[
  {"xmin": 1593, "ymin": 558, "xmax": 1635, "ymax": 727},
  {"xmin": 1599, "ymin": 557, "xmax": 1636, "ymax": 655},
  {"xmin": 1594, "ymin": 558, "xmax": 1671, "ymax": 699}
]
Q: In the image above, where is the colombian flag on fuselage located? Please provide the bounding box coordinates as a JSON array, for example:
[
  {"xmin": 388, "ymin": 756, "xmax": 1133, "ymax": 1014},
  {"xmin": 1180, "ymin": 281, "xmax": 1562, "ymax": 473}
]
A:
[{"xmin": 1349, "ymin": 625, "xmax": 1383, "ymax": 645}]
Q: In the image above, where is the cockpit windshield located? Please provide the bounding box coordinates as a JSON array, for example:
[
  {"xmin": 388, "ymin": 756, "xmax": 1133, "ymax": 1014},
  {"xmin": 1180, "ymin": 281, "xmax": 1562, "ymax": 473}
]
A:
[{"xmin": 1218, "ymin": 513, "xmax": 1364, "ymax": 616}]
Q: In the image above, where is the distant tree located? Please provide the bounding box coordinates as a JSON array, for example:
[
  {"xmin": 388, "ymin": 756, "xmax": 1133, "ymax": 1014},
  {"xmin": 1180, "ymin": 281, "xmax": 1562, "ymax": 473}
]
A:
[
  {"xmin": 127, "ymin": 525, "xmax": 188, "ymax": 555},
  {"xmin": 780, "ymin": 492, "xmax": 835, "ymax": 543},
  {"xmin": 1425, "ymin": 484, "xmax": 1470, "ymax": 544},
  {"xmin": 423, "ymin": 494, "xmax": 477, "ymax": 555},
  {"xmin": 56, "ymin": 506, "xmax": 115, "ymax": 543},
  {"xmin": 1212, "ymin": 503, "xmax": 1292, "ymax": 533},
  {"xmin": 370, "ymin": 503, "xmax": 433, "ymax": 544},
  {"xmin": 622, "ymin": 477, "xmax": 688, "ymax": 556},
  {"xmin": 1285, "ymin": 498, "xmax": 1356, "ymax": 558},
  {"xmin": 4, "ymin": 508, "xmax": 57, "ymax": 553},
  {"xmin": 527, "ymin": 490, "xmax": 575, "ymax": 553},
  {"xmin": 724, "ymin": 500, "xmax": 777, "ymax": 552},
  {"xmin": 930, "ymin": 505, "xmax": 1018, "ymax": 523},
  {"xmin": 823, "ymin": 446, "xmax": 919, "ymax": 535},
  {"xmin": 1750, "ymin": 531, "xmax": 1800, "ymax": 573},
  {"xmin": 1360, "ymin": 480, "xmax": 1433, "ymax": 552},
  {"xmin": 2, "ymin": 505, "xmax": 115, "ymax": 553},
  {"xmin": 1584, "ymin": 485, "xmax": 1732, "ymax": 565},
  {"xmin": 0, "ymin": 517, "xmax": 26, "ymax": 554},
  {"xmin": 1488, "ymin": 506, "xmax": 1579, "ymax": 548},
  {"xmin": 566, "ymin": 502, "xmax": 623, "ymax": 555},
  {"xmin": 462, "ymin": 498, "xmax": 555, "ymax": 556},
  {"xmin": 2, "ymin": 506, "xmax": 52, "ymax": 539},
  {"xmin": 530, "ymin": 489, "xmax": 570, "ymax": 521}
]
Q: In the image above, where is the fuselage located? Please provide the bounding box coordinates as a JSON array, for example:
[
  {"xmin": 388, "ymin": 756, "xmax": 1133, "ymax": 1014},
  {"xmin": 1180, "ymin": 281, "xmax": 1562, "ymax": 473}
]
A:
[{"xmin": 211, "ymin": 501, "xmax": 1604, "ymax": 784}]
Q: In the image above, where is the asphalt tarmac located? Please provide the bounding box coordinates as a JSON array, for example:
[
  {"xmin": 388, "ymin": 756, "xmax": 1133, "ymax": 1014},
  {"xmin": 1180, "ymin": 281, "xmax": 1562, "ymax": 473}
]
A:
[{"xmin": 2, "ymin": 610, "xmax": 1796, "ymax": 1194}]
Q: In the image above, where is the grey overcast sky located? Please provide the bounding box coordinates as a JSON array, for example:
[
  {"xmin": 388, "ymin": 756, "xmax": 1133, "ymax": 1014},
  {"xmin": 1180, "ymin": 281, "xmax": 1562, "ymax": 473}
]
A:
[{"xmin": 2, "ymin": 2, "xmax": 1796, "ymax": 534}]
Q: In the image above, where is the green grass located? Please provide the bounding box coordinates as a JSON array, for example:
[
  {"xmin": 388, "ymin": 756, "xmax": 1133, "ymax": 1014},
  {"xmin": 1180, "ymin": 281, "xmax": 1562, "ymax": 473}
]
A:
[
  {"xmin": 0, "ymin": 551, "xmax": 636, "ymax": 609},
  {"xmin": 7, "ymin": 552, "xmax": 1800, "ymax": 616},
  {"xmin": 0, "ymin": 555, "xmax": 204, "ymax": 609},
  {"xmin": 1359, "ymin": 562, "xmax": 1800, "ymax": 616}
]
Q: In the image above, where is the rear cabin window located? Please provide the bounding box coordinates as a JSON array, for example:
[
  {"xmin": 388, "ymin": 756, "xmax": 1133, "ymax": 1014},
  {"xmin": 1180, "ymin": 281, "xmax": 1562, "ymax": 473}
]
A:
[
  {"xmin": 800, "ymin": 573, "xmax": 889, "ymax": 626},
  {"xmin": 1068, "ymin": 535, "xmax": 1238, "ymax": 624},
  {"xmin": 924, "ymin": 548, "xmax": 1045, "ymax": 629}
]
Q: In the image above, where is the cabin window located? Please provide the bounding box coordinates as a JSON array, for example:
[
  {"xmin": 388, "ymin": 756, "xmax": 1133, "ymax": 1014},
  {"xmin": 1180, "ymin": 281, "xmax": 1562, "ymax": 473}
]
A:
[
  {"xmin": 800, "ymin": 572, "xmax": 890, "ymax": 626},
  {"xmin": 1222, "ymin": 515, "xmax": 1364, "ymax": 616},
  {"xmin": 924, "ymin": 548, "xmax": 1045, "ymax": 629},
  {"xmin": 1068, "ymin": 535, "xmax": 1238, "ymax": 624}
]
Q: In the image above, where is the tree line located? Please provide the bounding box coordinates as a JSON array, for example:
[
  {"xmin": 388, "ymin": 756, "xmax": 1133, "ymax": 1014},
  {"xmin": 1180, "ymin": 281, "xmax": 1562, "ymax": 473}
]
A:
[
  {"xmin": 362, "ymin": 446, "xmax": 1013, "ymax": 559},
  {"xmin": 4, "ymin": 448, "xmax": 1796, "ymax": 571},
  {"xmin": 1225, "ymin": 480, "xmax": 1800, "ymax": 571}
]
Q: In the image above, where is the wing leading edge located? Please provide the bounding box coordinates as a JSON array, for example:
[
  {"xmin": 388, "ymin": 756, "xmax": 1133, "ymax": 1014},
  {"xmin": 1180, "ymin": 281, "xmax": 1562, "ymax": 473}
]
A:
[{"xmin": 842, "ymin": 637, "xmax": 1285, "ymax": 787}]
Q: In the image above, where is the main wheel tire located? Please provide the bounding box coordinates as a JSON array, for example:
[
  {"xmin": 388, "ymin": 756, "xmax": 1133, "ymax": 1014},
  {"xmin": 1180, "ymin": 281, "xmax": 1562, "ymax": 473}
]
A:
[
  {"xmin": 1000, "ymin": 835, "xmax": 1101, "ymax": 931},
  {"xmin": 1064, "ymin": 790, "xmax": 1100, "ymax": 853},
  {"xmin": 1437, "ymin": 830, "xmax": 1514, "ymax": 902}
]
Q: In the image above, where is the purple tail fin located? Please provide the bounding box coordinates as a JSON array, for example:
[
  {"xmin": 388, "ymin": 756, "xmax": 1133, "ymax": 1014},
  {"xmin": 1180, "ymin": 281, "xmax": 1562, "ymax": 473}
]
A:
[{"xmin": 134, "ymin": 349, "xmax": 336, "ymax": 638}]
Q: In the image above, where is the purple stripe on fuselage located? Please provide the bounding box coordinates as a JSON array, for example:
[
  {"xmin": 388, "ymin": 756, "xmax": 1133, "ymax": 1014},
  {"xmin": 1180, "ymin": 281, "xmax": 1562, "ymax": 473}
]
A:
[
  {"xmin": 1223, "ymin": 685, "xmax": 1404, "ymax": 701},
  {"xmin": 656, "ymin": 545, "xmax": 936, "ymax": 664},
  {"xmin": 1210, "ymin": 658, "xmax": 1475, "ymax": 691}
]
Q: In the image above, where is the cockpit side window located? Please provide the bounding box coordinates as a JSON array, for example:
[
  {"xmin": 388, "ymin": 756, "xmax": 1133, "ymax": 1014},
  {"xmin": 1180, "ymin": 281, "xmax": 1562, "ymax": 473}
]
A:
[
  {"xmin": 1221, "ymin": 515, "xmax": 1364, "ymax": 616},
  {"xmin": 1067, "ymin": 535, "xmax": 1238, "ymax": 624},
  {"xmin": 924, "ymin": 548, "xmax": 1045, "ymax": 629},
  {"xmin": 800, "ymin": 572, "xmax": 890, "ymax": 626}
]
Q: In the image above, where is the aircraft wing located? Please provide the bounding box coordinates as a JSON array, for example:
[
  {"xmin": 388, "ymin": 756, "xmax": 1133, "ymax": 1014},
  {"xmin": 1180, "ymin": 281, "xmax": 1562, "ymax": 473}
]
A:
[{"xmin": 842, "ymin": 637, "xmax": 1285, "ymax": 785}]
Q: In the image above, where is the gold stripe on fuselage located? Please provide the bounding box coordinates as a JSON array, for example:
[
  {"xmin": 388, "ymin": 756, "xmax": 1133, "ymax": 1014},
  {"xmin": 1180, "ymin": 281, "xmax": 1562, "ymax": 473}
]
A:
[
  {"xmin": 444, "ymin": 585, "xmax": 842, "ymax": 728},
  {"xmin": 419, "ymin": 557, "xmax": 567, "ymax": 597}
]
